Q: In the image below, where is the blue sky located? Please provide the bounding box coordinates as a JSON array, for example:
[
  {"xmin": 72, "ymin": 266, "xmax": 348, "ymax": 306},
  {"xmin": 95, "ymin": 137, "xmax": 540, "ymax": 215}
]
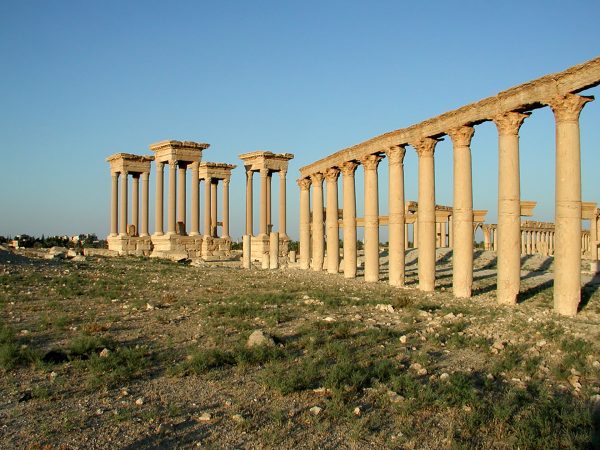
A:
[{"xmin": 1, "ymin": 0, "xmax": 599, "ymax": 240}]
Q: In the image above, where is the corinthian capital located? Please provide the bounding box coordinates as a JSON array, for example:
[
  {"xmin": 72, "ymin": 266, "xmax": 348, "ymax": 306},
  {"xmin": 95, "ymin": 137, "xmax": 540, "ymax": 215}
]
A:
[
  {"xmin": 447, "ymin": 126, "xmax": 475, "ymax": 147},
  {"xmin": 324, "ymin": 167, "xmax": 340, "ymax": 182},
  {"xmin": 360, "ymin": 154, "xmax": 382, "ymax": 171},
  {"xmin": 310, "ymin": 172, "xmax": 324, "ymax": 185},
  {"xmin": 547, "ymin": 93, "xmax": 594, "ymax": 122},
  {"xmin": 340, "ymin": 161, "xmax": 358, "ymax": 176},
  {"xmin": 493, "ymin": 111, "xmax": 530, "ymax": 135},
  {"xmin": 385, "ymin": 145, "xmax": 406, "ymax": 165},
  {"xmin": 297, "ymin": 178, "xmax": 311, "ymax": 190},
  {"xmin": 412, "ymin": 137, "xmax": 438, "ymax": 158}
]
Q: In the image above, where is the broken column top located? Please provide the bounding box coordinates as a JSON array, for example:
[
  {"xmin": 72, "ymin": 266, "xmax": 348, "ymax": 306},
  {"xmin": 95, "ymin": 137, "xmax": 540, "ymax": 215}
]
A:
[
  {"xmin": 106, "ymin": 153, "xmax": 154, "ymax": 174},
  {"xmin": 149, "ymin": 140, "xmax": 210, "ymax": 164},
  {"xmin": 238, "ymin": 151, "xmax": 294, "ymax": 172}
]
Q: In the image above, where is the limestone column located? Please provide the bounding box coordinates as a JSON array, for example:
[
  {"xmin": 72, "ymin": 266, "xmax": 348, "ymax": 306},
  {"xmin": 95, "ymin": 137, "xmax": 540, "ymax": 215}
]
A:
[
  {"xmin": 311, "ymin": 172, "xmax": 325, "ymax": 271},
  {"xmin": 549, "ymin": 231, "xmax": 554, "ymax": 255},
  {"xmin": 279, "ymin": 170, "xmax": 287, "ymax": 238},
  {"xmin": 246, "ymin": 169, "xmax": 254, "ymax": 236},
  {"xmin": 341, "ymin": 162, "xmax": 358, "ymax": 278},
  {"xmin": 526, "ymin": 231, "xmax": 532, "ymax": 254},
  {"xmin": 448, "ymin": 216, "xmax": 454, "ymax": 248},
  {"xmin": 119, "ymin": 171, "xmax": 128, "ymax": 236},
  {"xmin": 211, "ymin": 180, "xmax": 218, "ymax": 237},
  {"xmin": 591, "ymin": 215, "xmax": 599, "ymax": 261},
  {"xmin": 242, "ymin": 235, "xmax": 251, "ymax": 269},
  {"xmin": 386, "ymin": 145, "xmax": 406, "ymax": 287},
  {"xmin": 141, "ymin": 171, "xmax": 149, "ymax": 237},
  {"xmin": 361, "ymin": 154, "xmax": 382, "ymax": 283},
  {"xmin": 549, "ymin": 94, "xmax": 592, "ymax": 315},
  {"xmin": 483, "ymin": 227, "xmax": 490, "ymax": 250},
  {"xmin": 177, "ymin": 163, "xmax": 186, "ymax": 234},
  {"xmin": 413, "ymin": 220, "xmax": 418, "ymax": 248},
  {"xmin": 493, "ymin": 228, "xmax": 498, "ymax": 252},
  {"xmin": 155, "ymin": 162, "xmax": 164, "ymax": 235},
  {"xmin": 222, "ymin": 179, "xmax": 230, "ymax": 238},
  {"xmin": 131, "ymin": 174, "xmax": 139, "ymax": 236},
  {"xmin": 298, "ymin": 178, "xmax": 312, "ymax": 270},
  {"xmin": 494, "ymin": 111, "xmax": 529, "ymax": 305},
  {"xmin": 259, "ymin": 169, "xmax": 269, "ymax": 237},
  {"xmin": 436, "ymin": 222, "xmax": 442, "ymax": 248},
  {"xmin": 270, "ymin": 232, "xmax": 279, "ymax": 269},
  {"xmin": 266, "ymin": 172, "xmax": 272, "ymax": 233},
  {"xmin": 168, "ymin": 161, "xmax": 177, "ymax": 235},
  {"xmin": 413, "ymin": 138, "xmax": 438, "ymax": 292},
  {"xmin": 110, "ymin": 172, "xmax": 119, "ymax": 237},
  {"xmin": 190, "ymin": 162, "xmax": 200, "ymax": 236},
  {"xmin": 521, "ymin": 231, "xmax": 526, "ymax": 255},
  {"xmin": 325, "ymin": 167, "xmax": 340, "ymax": 274},
  {"xmin": 204, "ymin": 177, "xmax": 212, "ymax": 237},
  {"xmin": 449, "ymin": 125, "xmax": 475, "ymax": 298}
]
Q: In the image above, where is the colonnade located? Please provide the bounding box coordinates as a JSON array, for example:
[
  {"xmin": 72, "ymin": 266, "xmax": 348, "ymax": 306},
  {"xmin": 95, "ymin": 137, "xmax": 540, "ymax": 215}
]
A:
[{"xmin": 299, "ymin": 56, "xmax": 600, "ymax": 315}]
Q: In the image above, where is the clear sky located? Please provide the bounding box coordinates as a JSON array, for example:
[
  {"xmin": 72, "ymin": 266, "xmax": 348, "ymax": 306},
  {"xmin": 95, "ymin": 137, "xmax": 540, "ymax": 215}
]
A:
[{"xmin": 1, "ymin": 0, "xmax": 599, "ymax": 240}]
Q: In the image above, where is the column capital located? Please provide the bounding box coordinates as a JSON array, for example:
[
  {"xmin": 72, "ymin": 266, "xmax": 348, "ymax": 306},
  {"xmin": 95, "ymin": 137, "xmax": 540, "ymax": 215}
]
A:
[
  {"xmin": 111, "ymin": 171, "xmax": 120, "ymax": 178},
  {"xmin": 448, "ymin": 125, "xmax": 475, "ymax": 147},
  {"xmin": 324, "ymin": 167, "xmax": 340, "ymax": 182},
  {"xmin": 169, "ymin": 159, "xmax": 178, "ymax": 167},
  {"xmin": 412, "ymin": 137, "xmax": 438, "ymax": 158},
  {"xmin": 385, "ymin": 145, "xmax": 406, "ymax": 165},
  {"xmin": 310, "ymin": 172, "xmax": 324, "ymax": 184},
  {"xmin": 493, "ymin": 111, "xmax": 530, "ymax": 135},
  {"xmin": 279, "ymin": 169, "xmax": 287, "ymax": 177},
  {"xmin": 260, "ymin": 168, "xmax": 269, "ymax": 178},
  {"xmin": 190, "ymin": 161, "xmax": 200, "ymax": 171},
  {"xmin": 141, "ymin": 171, "xmax": 149, "ymax": 180},
  {"xmin": 297, "ymin": 177, "xmax": 311, "ymax": 190},
  {"xmin": 547, "ymin": 93, "xmax": 594, "ymax": 122},
  {"xmin": 360, "ymin": 154, "xmax": 382, "ymax": 171},
  {"xmin": 340, "ymin": 161, "xmax": 358, "ymax": 176},
  {"xmin": 223, "ymin": 177, "xmax": 230, "ymax": 186}
]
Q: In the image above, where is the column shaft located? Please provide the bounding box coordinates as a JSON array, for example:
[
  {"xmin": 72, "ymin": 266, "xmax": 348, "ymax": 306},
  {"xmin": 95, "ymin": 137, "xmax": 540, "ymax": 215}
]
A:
[
  {"xmin": 204, "ymin": 178, "xmax": 212, "ymax": 237},
  {"xmin": 266, "ymin": 173, "xmax": 272, "ymax": 233},
  {"xmin": 177, "ymin": 164, "xmax": 186, "ymax": 234},
  {"xmin": 110, "ymin": 173, "xmax": 119, "ymax": 236},
  {"xmin": 325, "ymin": 168, "xmax": 340, "ymax": 274},
  {"xmin": 211, "ymin": 180, "xmax": 218, "ymax": 237},
  {"xmin": 260, "ymin": 169, "xmax": 268, "ymax": 236},
  {"xmin": 311, "ymin": 173, "xmax": 324, "ymax": 271},
  {"xmin": 549, "ymin": 94, "xmax": 592, "ymax": 316},
  {"xmin": 190, "ymin": 162, "xmax": 200, "ymax": 236},
  {"xmin": 414, "ymin": 138, "xmax": 438, "ymax": 291},
  {"xmin": 362, "ymin": 154, "xmax": 382, "ymax": 282},
  {"xmin": 155, "ymin": 162, "xmax": 164, "ymax": 235},
  {"xmin": 223, "ymin": 180, "xmax": 230, "ymax": 238},
  {"xmin": 132, "ymin": 174, "xmax": 139, "ymax": 236},
  {"xmin": 246, "ymin": 170, "xmax": 253, "ymax": 236},
  {"xmin": 279, "ymin": 171, "xmax": 287, "ymax": 237},
  {"xmin": 141, "ymin": 172, "xmax": 149, "ymax": 236},
  {"xmin": 119, "ymin": 171, "xmax": 128, "ymax": 235},
  {"xmin": 168, "ymin": 162, "xmax": 177, "ymax": 234},
  {"xmin": 494, "ymin": 112, "xmax": 529, "ymax": 305},
  {"xmin": 449, "ymin": 126, "xmax": 475, "ymax": 298},
  {"xmin": 298, "ymin": 178, "xmax": 311, "ymax": 270},
  {"xmin": 341, "ymin": 162, "xmax": 358, "ymax": 278},
  {"xmin": 387, "ymin": 146, "xmax": 406, "ymax": 286}
]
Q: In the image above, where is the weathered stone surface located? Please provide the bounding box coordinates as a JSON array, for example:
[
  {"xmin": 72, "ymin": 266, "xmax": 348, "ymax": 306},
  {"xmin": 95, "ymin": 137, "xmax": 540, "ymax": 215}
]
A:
[{"xmin": 246, "ymin": 330, "xmax": 275, "ymax": 348}]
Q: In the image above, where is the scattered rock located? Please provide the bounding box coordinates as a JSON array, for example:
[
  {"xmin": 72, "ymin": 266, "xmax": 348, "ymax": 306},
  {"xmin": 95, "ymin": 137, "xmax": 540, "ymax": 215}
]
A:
[
  {"xmin": 440, "ymin": 373, "xmax": 450, "ymax": 381},
  {"xmin": 135, "ymin": 397, "xmax": 144, "ymax": 406},
  {"xmin": 231, "ymin": 414, "xmax": 245, "ymax": 423},
  {"xmin": 399, "ymin": 335, "xmax": 408, "ymax": 344},
  {"xmin": 99, "ymin": 348, "xmax": 111, "ymax": 358},
  {"xmin": 592, "ymin": 360, "xmax": 600, "ymax": 369},
  {"xmin": 246, "ymin": 330, "xmax": 275, "ymax": 348},
  {"xmin": 353, "ymin": 406, "xmax": 362, "ymax": 416},
  {"xmin": 323, "ymin": 317, "xmax": 336, "ymax": 322},
  {"xmin": 387, "ymin": 391, "xmax": 405, "ymax": 403},
  {"xmin": 443, "ymin": 313, "xmax": 456, "ymax": 320},
  {"xmin": 197, "ymin": 412, "xmax": 212, "ymax": 422},
  {"xmin": 71, "ymin": 255, "xmax": 86, "ymax": 262},
  {"xmin": 375, "ymin": 304, "xmax": 395, "ymax": 313},
  {"xmin": 156, "ymin": 423, "xmax": 173, "ymax": 434},
  {"xmin": 309, "ymin": 406, "xmax": 322, "ymax": 415},
  {"xmin": 536, "ymin": 340, "xmax": 547, "ymax": 348}
]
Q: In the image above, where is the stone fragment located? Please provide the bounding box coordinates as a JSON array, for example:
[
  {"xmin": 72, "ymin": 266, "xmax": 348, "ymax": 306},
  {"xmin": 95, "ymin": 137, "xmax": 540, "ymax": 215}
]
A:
[
  {"xmin": 135, "ymin": 397, "xmax": 144, "ymax": 405},
  {"xmin": 231, "ymin": 414, "xmax": 244, "ymax": 423},
  {"xmin": 197, "ymin": 413, "xmax": 212, "ymax": 422},
  {"xmin": 387, "ymin": 391, "xmax": 405, "ymax": 403},
  {"xmin": 246, "ymin": 330, "xmax": 275, "ymax": 348},
  {"xmin": 375, "ymin": 304, "xmax": 395, "ymax": 313},
  {"xmin": 99, "ymin": 348, "xmax": 111, "ymax": 358},
  {"xmin": 353, "ymin": 406, "xmax": 362, "ymax": 416},
  {"xmin": 440, "ymin": 372, "xmax": 450, "ymax": 381},
  {"xmin": 399, "ymin": 335, "xmax": 407, "ymax": 344},
  {"xmin": 71, "ymin": 255, "xmax": 86, "ymax": 262},
  {"xmin": 309, "ymin": 406, "xmax": 322, "ymax": 415}
]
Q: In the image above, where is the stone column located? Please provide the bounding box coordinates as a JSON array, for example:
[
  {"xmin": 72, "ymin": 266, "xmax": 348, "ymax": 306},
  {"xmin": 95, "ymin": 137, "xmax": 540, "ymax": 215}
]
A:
[
  {"xmin": 526, "ymin": 231, "xmax": 532, "ymax": 254},
  {"xmin": 591, "ymin": 215, "xmax": 598, "ymax": 262},
  {"xmin": 448, "ymin": 216, "xmax": 454, "ymax": 248},
  {"xmin": 222, "ymin": 179, "xmax": 230, "ymax": 238},
  {"xmin": 341, "ymin": 162, "xmax": 358, "ymax": 278},
  {"xmin": 242, "ymin": 235, "xmax": 251, "ymax": 269},
  {"xmin": 494, "ymin": 112, "xmax": 529, "ymax": 303},
  {"xmin": 449, "ymin": 125, "xmax": 475, "ymax": 298},
  {"xmin": 521, "ymin": 231, "xmax": 526, "ymax": 255},
  {"xmin": 211, "ymin": 180, "xmax": 218, "ymax": 237},
  {"xmin": 132, "ymin": 174, "xmax": 140, "ymax": 236},
  {"xmin": 168, "ymin": 161, "xmax": 177, "ymax": 235},
  {"xmin": 493, "ymin": 228, "xmax": 498, "ymax": 251},
  {"xmin": 110, "ymin": 172, "xmax": 119, "ymax": 237},
  {"xmin": 259, "ymin": 169, "xmax": 269, "ymax": 237},
  {"xmin": 549, "ymin": 94, "xmax": 592, "ymax": 315},
  {"xmin": 298, "ymin": 178, "xmax": 311, "ymax": 270},
  {"xmin": 325, "ymin": 167, "xmax": 340, "ymax": 274},
  {"xmin": 119, "ymin": 171, "xmax": 128, "ymax": 236},
  {"xmin": 141, "ymin": 171, "xmax": 149, "ymax": 237},
  {"xmin": 266, "ymin": 173, "xmax": 272, "ymax": 233},
  {"xmin": 311, "ymin": 173, "xmax": 325, "ymax": 271},
  {"xmin": 270, "ymin": 231, "xmax": 279, "ymax": 269},
  {"xmin": 413, "ymin": 220, "xmax": 418, "ymax": 248},
  {"xmin": 246, "ymin": 169, "xmax": 253, "ymax": 236},
  {"xmin": 279, "ymin": 170, "xmax": 287, "ymax": 238},
  {"xmin": 177, "ymin": 163, "xmax": 186, "ymax": 234},
  {"xmin": 361, "ymin": 154, "xmax": 382, "ymax": 283},
  {"xmin": 387, "ymin": 145, "xmax": 406, "ymax": 287},
  {"xmin": 190, "ymin": 162, "xmax": 200, "ymax": 236},
  {"xmin": 413, "ymin": 138, "xmax": 438, "ymax": 292},
  {"xmin": 483, "ymin": 227, "xmax": 490, "ymax": 250},
  {"xmin": 204, "ymin": 177, "xmax": 212, "ymax": 237},
  {"xmin": 155, "ymin": 162, "xmax": 164, "ymax": 235}
]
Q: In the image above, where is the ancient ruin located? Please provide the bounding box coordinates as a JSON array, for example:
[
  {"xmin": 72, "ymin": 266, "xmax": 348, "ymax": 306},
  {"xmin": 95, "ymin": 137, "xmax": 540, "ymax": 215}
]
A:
[{"xmin": 297, "ymin": 56, "xmax": 600, "ymax": 316}]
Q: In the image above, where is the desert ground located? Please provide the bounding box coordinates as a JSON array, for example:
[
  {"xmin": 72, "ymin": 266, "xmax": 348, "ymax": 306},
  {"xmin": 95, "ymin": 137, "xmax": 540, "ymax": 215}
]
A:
[{"xmin": 1, "ymin": 247, "xmax": 599, "ymax": 449}]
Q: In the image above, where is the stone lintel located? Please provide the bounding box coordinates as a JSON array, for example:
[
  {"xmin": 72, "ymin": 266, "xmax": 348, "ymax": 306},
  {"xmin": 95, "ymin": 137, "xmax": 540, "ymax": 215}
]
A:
[
  {"xmin": 239, "ymin": 151, "xmax": 294, "ymax": 173},
  {"xmin": 149, "ymin": 140, "xmax": 209, "ymax": 164},
  {"xmin": 299, "ymin": 56, "xmax": 600, "ymax": 177},
  {"xmin": 582, "ymin": 202, "xmax": 599, "ymax": 220},
  {"xmin": 520, "ymin": 201, "xmax": 537, "ymax": 217},
  {"xmin": 106, "ymin": 153, "xmax": 154, "ymax": 174},
  {"xmin": 198, "ymin": 162, "xmax": 237, "ymax": 181}
]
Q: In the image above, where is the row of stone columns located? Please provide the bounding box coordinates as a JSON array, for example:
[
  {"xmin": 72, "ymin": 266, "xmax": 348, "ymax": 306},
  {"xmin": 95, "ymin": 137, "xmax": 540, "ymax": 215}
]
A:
[
  {"xmin": 244, "ymin": 168, "xmax": 288, "ymax": 238},
  {"xmin": 298, "ymin": 93, "xmax": 593, "ymax": 316},
  {"xmin": 110, "ymin": 170, "xmax": 150, "ymax": 237},
  {"xmin": 521, "ymin": 229, "xmax": 555, "ymax": 256}
]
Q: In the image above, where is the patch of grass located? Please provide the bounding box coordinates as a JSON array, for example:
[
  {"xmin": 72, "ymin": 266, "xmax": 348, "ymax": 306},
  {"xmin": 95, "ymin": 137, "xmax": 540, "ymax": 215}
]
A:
[
  {"xmin": 82, "ymin": 346, "xmax": 149, "ymax": 388},
  {"xmin": 69, "ymin": 334, "xmax": 115, "ymax": 358},
  {"xmin": 0, "ymin": 325, "xmax": 39, "ymax": 370}
]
